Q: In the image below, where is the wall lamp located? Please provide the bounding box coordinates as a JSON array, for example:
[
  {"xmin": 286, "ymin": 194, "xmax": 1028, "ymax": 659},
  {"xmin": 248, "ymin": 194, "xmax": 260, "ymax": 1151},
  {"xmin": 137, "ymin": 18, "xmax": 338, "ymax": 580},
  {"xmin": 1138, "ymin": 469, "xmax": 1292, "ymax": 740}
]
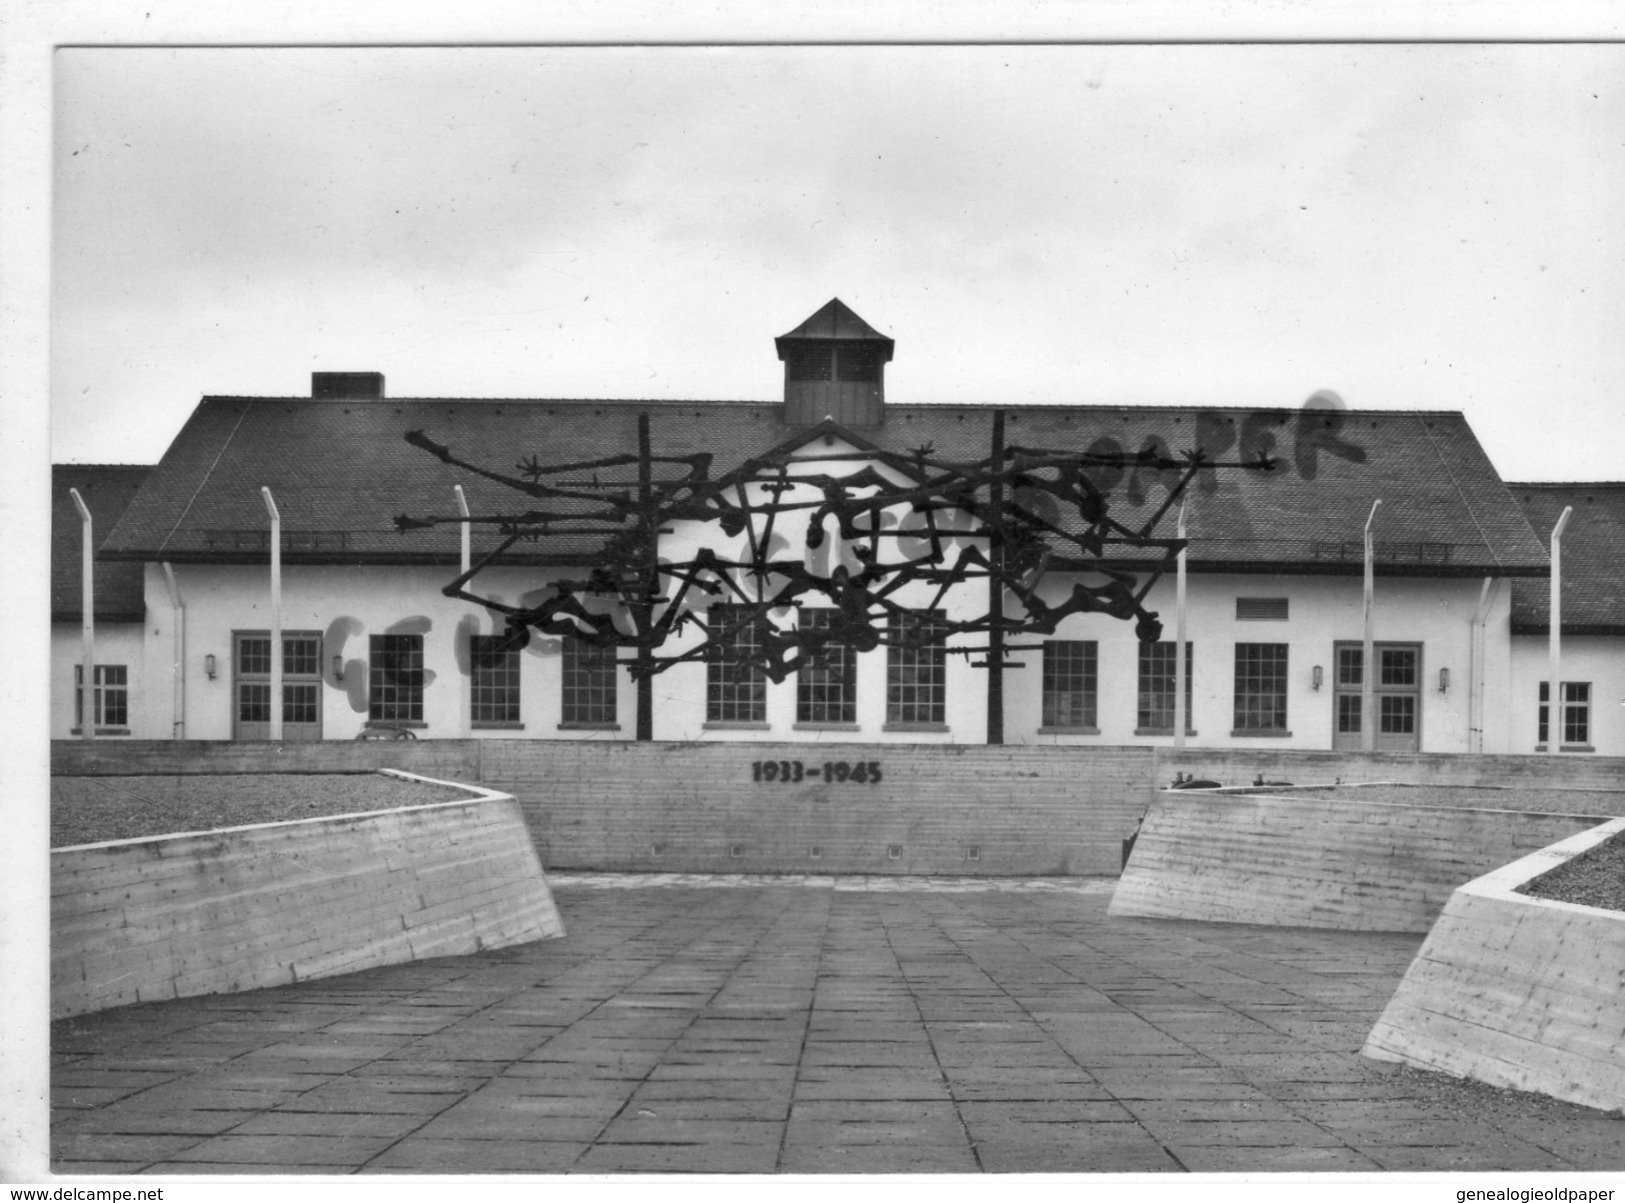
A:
[
  {"xmin": 204, "ymin": 653, "xmax": 217, "ymax": 680},
  {"xmin": 1439, "ymin": 667, "xmax": 1450, "ymax": 694},
  {"xmin": 1311, "ymin": 665, "xmax": 1323, "ymax": 691},
  {"xmin": 332, "ymin": 655, "xmax": 346, "ymax": 682}
]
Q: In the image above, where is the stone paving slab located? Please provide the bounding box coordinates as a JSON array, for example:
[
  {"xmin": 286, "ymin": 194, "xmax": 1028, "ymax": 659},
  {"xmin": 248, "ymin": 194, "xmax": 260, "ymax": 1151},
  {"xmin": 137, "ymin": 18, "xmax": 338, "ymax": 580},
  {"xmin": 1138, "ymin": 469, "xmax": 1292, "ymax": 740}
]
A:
[{"xmin": 49, "ymin": 875, "xmax": 1625, "ymax": 1175}]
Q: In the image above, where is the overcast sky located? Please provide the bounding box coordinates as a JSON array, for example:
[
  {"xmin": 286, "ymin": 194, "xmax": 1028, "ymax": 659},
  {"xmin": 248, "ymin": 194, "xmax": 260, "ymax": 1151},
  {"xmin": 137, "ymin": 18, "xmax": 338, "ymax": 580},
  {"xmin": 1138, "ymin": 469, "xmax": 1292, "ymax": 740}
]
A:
[{"xmin": 51, "ymin": 43, "xmax": 1625, "ymax": 482}]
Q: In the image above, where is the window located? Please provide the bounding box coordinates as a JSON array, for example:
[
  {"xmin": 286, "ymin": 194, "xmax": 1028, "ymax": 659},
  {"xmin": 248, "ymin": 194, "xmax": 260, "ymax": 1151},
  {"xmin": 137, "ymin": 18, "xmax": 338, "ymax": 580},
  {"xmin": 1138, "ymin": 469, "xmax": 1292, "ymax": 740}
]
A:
[
  {"xmin": 561, "ymin": 635, "xmax": 617, "ymax": 726},
  {"xmin": 1538, "ymin": 682, "xmax": 1591, "ymax": 747},
  {"xmin": 1566, "ymin": 683, "xmax": 1593, "ymax": 745},
  {"xmin": 1137, "ymin": 641, "xmax": 1193, "ymax": 732},
  {"xmin": 74, "ymin": 664, "xmax": 128, "ymax": 730},
  {"xmin": 1380, "ymin": 647, "xmax": 1418, "ymax": 687},
  {"xmin": 1337, "ymin": 645, "xmax": 1362, "ymax": 689},
  {"xmin": 835, "ymin": 343, "xmax": 884, "ymax": 383},
  {"xmin": 1233, "ymin": 643, "xmax": 1289, "ymax": 732},
  {"xmin": 796, "ymin": 609, "xmax": 857, "ymax": 725},
  {"xmin": 1336, "ymin": 693, "xmax": 1362, "ymax": 736},
  {"xmin": 706, "ymin": 605, "xmax": 768, "ymax": 724},
  {"xmin": 1236, "ymin": 597, "xmax": 1289, "ymax": 621},
  {"xmin": 887, "ymin": 610, "xmax": 947, "ymax": 726},
  {"xmin": 470, "ymin": 634, "xmax": 522, "ymax": 725},
  {"xmin": 1333, "ymin": 642, "xmax": 1422, "ymax": 751},
  {"xmin": 369, "ymin": 634, "xmax": 424, "ymax": 723},
  {"xmin": 232, "ymin": 632, "xmax": 321, "ymax": 740},
  {"xmin": 1380, "ymin": 694, "xmax": 1416, "ymax": 735},
  {"xmin": 784, "ymin": 346, "xmax": 832, "ymax": 382},
  {"xmin": 1041, "ymin": 640, "xmax": 1097, "ymax": 729}
]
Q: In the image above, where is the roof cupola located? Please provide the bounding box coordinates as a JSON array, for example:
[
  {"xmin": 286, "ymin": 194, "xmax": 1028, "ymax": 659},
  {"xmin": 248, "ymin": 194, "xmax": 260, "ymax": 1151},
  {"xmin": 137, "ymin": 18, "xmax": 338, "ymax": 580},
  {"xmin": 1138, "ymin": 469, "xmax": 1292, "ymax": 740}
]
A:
[{"xmin": 775, "ymin": 298, "xmax": 893, "ymax": 427}]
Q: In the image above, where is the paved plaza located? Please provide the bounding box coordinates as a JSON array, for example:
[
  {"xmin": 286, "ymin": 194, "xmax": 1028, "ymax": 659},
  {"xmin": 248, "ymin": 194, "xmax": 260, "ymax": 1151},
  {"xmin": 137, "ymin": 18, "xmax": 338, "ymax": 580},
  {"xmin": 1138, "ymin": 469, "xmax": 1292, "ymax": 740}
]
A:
[{"xmin": 51, "ymin": 876, "xmax": 1624, "ymax": 1175}]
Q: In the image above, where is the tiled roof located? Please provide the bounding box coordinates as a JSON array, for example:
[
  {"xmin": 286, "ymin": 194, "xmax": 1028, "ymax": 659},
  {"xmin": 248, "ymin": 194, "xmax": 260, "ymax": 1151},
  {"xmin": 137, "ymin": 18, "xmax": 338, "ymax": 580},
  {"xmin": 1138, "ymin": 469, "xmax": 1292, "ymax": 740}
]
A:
[
  {"xmin": 52, "ymin": 466, "xmax": 151, "ymax": 622},
  {"xmin": 776, "ymin": 298, "xmax": 893, "ymax": 345},
  {"xmin": 1507, "ymin": 484, "xmax": 1625, "ymax": 634},
  {"xmin": 101, "ymin": 397, "xmax": 1549, "ymax": 578}
]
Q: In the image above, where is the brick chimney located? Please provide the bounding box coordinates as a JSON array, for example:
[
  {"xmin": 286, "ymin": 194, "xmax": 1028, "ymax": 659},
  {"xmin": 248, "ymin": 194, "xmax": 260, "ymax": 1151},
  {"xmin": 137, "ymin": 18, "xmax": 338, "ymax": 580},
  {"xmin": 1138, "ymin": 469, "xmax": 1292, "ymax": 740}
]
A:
[{"xmin": 312, "ymin": 372, "xmax": 385, "ymax": 399}]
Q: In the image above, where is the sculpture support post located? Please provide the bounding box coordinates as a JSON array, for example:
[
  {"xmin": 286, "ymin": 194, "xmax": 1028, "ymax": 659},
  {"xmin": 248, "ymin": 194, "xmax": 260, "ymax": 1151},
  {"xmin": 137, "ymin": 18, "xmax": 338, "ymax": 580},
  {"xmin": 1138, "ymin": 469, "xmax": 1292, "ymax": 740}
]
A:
[
  {"xmin": 263, "ymin": 487, "xmax": 282, "ymax": 743},
  {"xmin": 1468, "ymin": 576, "xmax": 1498, "ymax": 754},
  {"xmin": 1362, "ymin": 499, "xmax": 1381, "ymax": 753},
  {"xmin": 456, "ymin": 485, "xmax": 472, "ymax": 737},
  {"xmin": 1548, "ymin": 506, "xmax": 1573, "ymax": 755},
  {"xmin": 1173, "ymin": 499, "xmax": 1188, "ymax": 750},
  {"xmin": 636, "ymin": 414, "xmax": 654, "ymax": 742},
  {"xmin": 986, "ymin": 411, "xmax": 1005, "ymax": 745},
  {"xmin": 69, "ymin": 488, "xmax": 95, "ymax": 741},
  {"xmin": 162, "ymin": 563, "xmax": 185, "ymax": 740}
]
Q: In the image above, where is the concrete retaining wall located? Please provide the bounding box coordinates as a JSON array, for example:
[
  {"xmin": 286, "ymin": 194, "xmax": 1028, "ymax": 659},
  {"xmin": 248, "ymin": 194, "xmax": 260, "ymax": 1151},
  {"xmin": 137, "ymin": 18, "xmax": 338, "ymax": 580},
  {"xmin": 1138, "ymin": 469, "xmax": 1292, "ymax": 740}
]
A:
[
  {"xmin": 51, "ymin": 740, "xmax": 1625, "ymax": 877},
  {"xmin": 1109, "ymin": 792, "xmax": 1611, "ymax": 932},
  {"xmin": 1363, "ymin": 817, "xmax": 1625, "ymax": 1111},
  {"xmin": 482, "ymin": 740, "xmax": 1154, "ymax": 876},
  {"xmin": 52, "ymin": 739, "xmax": 482, "ymax": 779},
  {"xmin": 1154, "ymin": 747, "xmax": 1625, "ymax": 791},
  {"xmin": 51, "ymin": 773, "xmax": 563, "ymax": 1019}
]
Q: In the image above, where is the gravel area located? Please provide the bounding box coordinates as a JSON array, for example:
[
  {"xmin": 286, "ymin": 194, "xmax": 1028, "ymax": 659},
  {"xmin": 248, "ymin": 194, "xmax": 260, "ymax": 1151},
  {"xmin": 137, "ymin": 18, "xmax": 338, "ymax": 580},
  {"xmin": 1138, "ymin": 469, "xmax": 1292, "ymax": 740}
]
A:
[
  {"xmin": 51, "ymin": 773, "xmax": 482, "ymax": 848},
  {"xmin": 1252, "ymin": 783, "xmax": 1625, "ymax": 817},
  {"xmin": 1519, "ymin": 828, "xmax": 1625, "ymax": 913}
]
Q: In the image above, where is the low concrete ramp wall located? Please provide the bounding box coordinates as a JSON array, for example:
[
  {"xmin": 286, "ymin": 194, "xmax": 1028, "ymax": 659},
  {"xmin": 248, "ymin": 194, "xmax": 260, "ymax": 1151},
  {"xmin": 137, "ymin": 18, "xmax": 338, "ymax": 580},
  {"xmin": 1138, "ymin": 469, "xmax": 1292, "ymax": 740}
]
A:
[
  {"xmin": 52, "ymin": 739, "xmax": 482, "ymax": 779},
  {"xmin": 52, "ymin": 774, "xmax": 563, "ymax": 1019},
  {"xmin": 1154, "ymin": 748, "xmax": 1625, "ymax": 791},
  {"xmin": 1109, "ymin": 792, "xmax": 1607, "ymax": 932},
  {"xmin": 1363, "ymin": 817, "xmax": 1625, "ymax": 1112}
]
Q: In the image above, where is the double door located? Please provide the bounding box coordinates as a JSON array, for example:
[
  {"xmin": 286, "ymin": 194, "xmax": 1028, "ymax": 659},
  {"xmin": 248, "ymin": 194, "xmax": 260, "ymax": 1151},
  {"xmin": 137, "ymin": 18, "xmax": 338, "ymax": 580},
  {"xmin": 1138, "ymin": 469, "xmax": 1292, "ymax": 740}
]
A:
[
  {"xmin": 233, "ymin": 630, "xmax": 323, "ymax": 741},
  {"xmin": 1332, "ymin": 641, "xmax": 1421, "ymax": 752}
]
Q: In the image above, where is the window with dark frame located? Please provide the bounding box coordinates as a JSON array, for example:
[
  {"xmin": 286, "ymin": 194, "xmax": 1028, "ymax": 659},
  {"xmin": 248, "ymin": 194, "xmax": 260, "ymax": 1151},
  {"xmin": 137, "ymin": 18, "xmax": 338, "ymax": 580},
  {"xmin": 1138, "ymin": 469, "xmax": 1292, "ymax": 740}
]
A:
[
  {"xmin": 1538, "ymin": 681, "xmax": 1591, "ymax": 746},
  {"xmin": 470, "ymin": 634, "xmax": 522, "ymax": 724},
  {"xmin": 796, "ymin": 609, "xmax": 856, "ymax": 724},
  {"xmin": 784, "ymin": 346, "xmax": 832, "ymax": 382},
  {"xmin": 1136, "ymin": 641, "xmax": 1193, "ymax": 731},
  {"xmin": 1041, "ymin": 640, "xmax": 1097, "ymax": 729},
  {"xmin": 1233, "ymin": 642, "xmax": 1289, "ymax": 732},
  {"xmin": 1379, "ymin": 694, "xmax": 1416, "ymax": 735},
  {"xmin": 1379, "ymin": 647, "xmax": 1418, "ymax": 687},
  {"xmin": 369, "ymin": 633, "xmax": 424, "ymax": 723},
  {"xmin": 74, "ymin": 664, "xmax": 128, "ymax": 729},
  {"xmin": 706, "ymin": 605, "xmax": 767, "ymax": 724},
  {"xmin": 1566, "ymin": 682, "xmax": 1592, "ymax": 745},
  {"xmin": 561, "ymin": 635, "xmax": 617, "ymax": 726},
  {"xmin": 835, "ymin": 343, "xmax": 884, "ymax": 383},
  {"xmin": 887, "ymin": 610, "xmax": 947, "ymax": 726}
]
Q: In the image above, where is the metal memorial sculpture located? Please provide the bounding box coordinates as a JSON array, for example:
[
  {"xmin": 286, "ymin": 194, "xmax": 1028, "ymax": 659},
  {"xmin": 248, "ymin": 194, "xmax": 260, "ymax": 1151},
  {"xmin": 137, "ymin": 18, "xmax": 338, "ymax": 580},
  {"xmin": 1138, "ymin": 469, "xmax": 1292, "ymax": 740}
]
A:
[{"xmin": 394, "ymin": 410, "xmax": 1296, "ymax": 740}]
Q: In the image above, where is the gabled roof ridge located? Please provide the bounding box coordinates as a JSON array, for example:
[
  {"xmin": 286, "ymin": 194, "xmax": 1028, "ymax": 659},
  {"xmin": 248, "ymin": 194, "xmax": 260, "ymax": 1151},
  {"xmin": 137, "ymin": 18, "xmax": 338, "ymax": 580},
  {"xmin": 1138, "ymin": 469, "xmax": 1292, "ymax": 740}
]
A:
[
  {"xmin": 191, "ymin": 394, "xmax": 1471, "ymax": 420},
  {"xmin": 1507, "ymin": 480, "xmax": 1625, "ymax": 489},
  {"xmin": 198, "ymin": 395, "xmax": 781, "ymax": 407},
  {"xmin": 53, "ymin": 462, "xmax": 156, "ymax": 471},
  {"xmin": 925, "ymin": 404, "xmax": 1469, "ymax": 417}
]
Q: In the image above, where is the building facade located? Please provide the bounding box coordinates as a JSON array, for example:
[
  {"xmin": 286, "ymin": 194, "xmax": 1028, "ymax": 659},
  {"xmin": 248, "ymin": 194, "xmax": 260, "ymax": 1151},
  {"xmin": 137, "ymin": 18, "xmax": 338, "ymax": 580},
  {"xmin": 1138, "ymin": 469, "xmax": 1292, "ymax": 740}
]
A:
[
  {"xmin": 1506, "ymin": 484, "xmax": 1625, "ymax": 757},
  {"xmin": 58, "ymin": 300, "xmax": 1582, "ymax": 754},
  {"xmin": 51, "ymin": 466, "xmax": 151, "ymax": 740}
]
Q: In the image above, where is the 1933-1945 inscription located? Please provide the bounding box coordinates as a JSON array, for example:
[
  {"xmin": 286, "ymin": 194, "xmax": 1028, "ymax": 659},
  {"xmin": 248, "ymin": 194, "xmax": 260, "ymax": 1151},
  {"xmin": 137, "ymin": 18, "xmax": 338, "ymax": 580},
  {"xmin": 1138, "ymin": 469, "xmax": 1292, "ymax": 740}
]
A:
[{"xmin": 752, "ymin": 760, "xmax": 882, "ymax": 784}]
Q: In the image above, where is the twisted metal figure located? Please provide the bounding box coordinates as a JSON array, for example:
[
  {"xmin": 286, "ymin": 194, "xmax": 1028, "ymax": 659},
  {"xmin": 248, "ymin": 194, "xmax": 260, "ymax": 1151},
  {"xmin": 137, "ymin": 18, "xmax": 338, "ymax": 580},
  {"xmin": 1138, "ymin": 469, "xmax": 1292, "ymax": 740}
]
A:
[{"xmin": 395, "ymin": 413, "xmax": 1277, "ymax": 683}]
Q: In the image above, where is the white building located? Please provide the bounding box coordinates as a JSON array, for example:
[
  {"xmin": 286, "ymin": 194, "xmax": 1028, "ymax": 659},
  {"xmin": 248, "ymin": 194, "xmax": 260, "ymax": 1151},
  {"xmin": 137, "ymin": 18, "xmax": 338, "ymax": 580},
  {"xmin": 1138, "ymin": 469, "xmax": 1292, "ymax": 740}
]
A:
[
  {"xmin": 51, "ymin": 466, "xmax": 150, "ymax": 739},
  {"xmin": 59, "ymin": 300, "xmax": 1570, "ymax": 753},
  {"xmin": 1506, "ymin": 484, "xmax": 1625, "ymax": 757}
]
